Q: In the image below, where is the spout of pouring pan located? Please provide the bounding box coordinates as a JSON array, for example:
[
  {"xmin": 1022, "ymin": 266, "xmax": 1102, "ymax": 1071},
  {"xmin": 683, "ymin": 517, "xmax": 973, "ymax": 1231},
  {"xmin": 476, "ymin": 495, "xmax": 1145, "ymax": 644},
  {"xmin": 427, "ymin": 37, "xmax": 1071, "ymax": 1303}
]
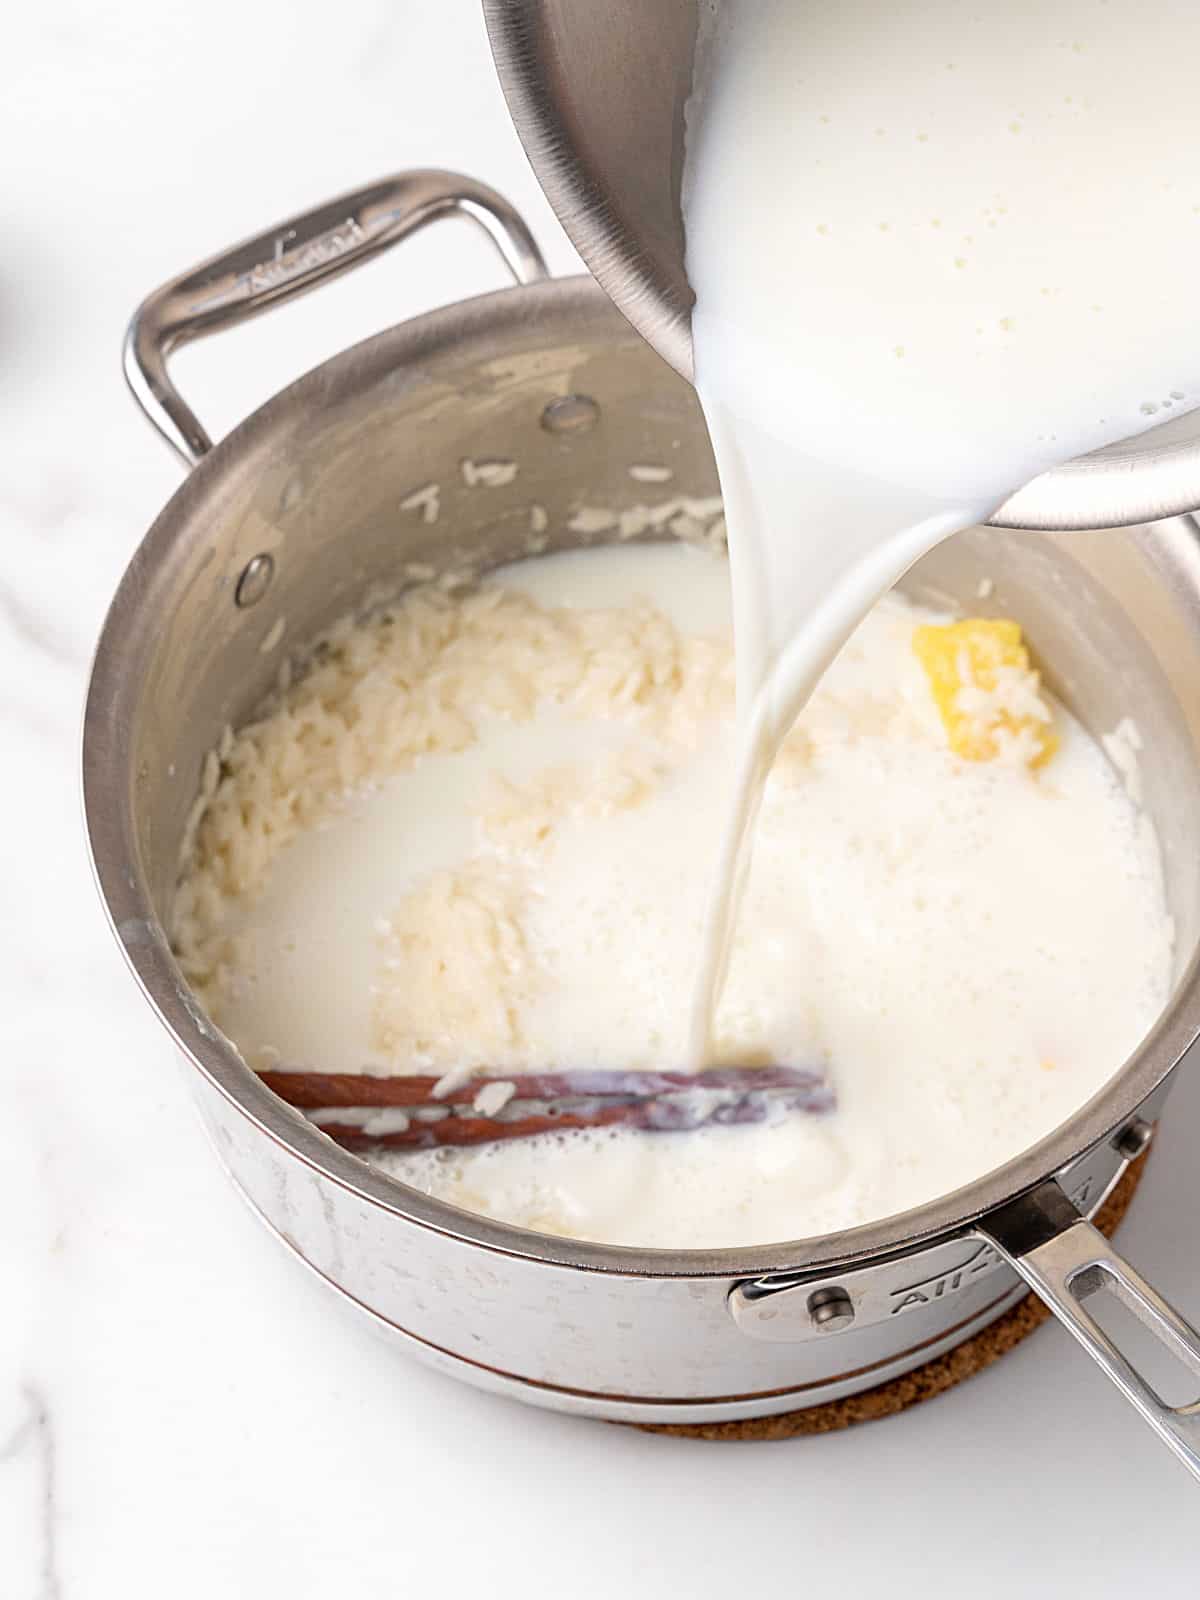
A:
[{"xmin": 483, "ymin": 0, "xmax": 1200, "ymax": 532}]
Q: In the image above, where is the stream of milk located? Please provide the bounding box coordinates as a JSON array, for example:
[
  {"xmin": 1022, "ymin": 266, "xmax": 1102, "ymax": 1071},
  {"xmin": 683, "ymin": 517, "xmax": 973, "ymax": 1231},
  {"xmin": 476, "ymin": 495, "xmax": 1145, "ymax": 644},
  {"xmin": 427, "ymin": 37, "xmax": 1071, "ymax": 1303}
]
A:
[{"xmin": 683, "ymin": 0, "xmax": 1200, "ymax": 1065}]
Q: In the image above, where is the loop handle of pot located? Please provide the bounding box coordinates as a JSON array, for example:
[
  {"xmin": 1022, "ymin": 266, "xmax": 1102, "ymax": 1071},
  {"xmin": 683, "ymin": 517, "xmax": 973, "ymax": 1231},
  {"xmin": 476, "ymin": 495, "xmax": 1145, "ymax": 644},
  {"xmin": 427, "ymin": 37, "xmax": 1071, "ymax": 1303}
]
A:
[
  {"xmin": 123, "ymin": 169, "xmax": 550, "ymax": 469},
  {"xmin": 982, "ymin": 1177, "xmax": 1200, "ymax": 1481}
]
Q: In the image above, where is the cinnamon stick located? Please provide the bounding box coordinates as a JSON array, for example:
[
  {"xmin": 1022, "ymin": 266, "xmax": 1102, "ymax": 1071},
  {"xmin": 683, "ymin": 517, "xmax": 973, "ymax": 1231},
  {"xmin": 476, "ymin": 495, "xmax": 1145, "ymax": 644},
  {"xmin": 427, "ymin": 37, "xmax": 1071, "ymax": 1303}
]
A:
[
  {"xmin": 260, "ymin": 1064, "xmax": 826, "ymax": 1109},
  {"xmin": 259, "ymin": 1065, "xmax": 834, "ymax": 1152}
]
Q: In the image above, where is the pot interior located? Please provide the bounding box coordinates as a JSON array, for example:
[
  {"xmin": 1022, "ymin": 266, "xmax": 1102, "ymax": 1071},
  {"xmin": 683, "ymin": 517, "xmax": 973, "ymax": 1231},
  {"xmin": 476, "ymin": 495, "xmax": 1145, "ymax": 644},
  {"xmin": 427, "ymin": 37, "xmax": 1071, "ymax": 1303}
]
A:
[{"xmin": 94, "ymin": 276, "xmax": 1200, "ymax": 1243}]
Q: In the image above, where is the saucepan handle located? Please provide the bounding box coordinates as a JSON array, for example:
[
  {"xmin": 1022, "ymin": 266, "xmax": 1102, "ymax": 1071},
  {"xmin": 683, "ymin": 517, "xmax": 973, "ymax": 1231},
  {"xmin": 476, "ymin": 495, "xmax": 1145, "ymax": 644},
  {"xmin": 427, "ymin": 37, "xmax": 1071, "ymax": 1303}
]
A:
[
  {"xmin": 124, "ymin": 169, "xmax": 550, "ymax": 469},
  {"xmin": 981, "ymin": 1177, "xmax": 1200, "ymax": 1481}
]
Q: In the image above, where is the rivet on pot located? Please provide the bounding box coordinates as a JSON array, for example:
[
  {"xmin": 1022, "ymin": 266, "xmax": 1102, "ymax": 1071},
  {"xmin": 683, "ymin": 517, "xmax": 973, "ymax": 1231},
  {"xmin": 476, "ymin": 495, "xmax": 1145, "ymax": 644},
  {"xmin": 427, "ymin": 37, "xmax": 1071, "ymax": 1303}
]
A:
[
  {"xmin": 236, "ymin": 553, "xmax": 275, "ymax": 608},
  {"xmin": 1113, "ymin": 1118, "xmax": 1153, "ymax": 1160},
  {"xmin": 541, "ymin": 393, "xmax": 600, "ymax": 433},
  {"xmin": 807, "ymin": 1286, "xmax": 855, "ymax": 1332}
]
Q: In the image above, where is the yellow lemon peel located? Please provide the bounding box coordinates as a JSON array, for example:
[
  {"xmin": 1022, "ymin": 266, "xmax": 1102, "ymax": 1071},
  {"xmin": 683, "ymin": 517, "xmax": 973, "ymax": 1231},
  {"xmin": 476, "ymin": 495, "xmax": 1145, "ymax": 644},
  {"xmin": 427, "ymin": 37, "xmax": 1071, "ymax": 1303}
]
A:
[{"xmin": 913, "ymin": 618, "xmax": 1057, "ymax": 768}]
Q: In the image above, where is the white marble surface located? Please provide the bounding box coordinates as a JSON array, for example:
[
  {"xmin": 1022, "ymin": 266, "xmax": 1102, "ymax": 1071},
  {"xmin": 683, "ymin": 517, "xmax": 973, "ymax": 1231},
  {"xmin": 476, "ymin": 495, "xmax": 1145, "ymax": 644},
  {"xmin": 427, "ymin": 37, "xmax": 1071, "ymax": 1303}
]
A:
[{"xmin": 4, "ymin": 2, "xmax": 1200, "ymax": 1593}]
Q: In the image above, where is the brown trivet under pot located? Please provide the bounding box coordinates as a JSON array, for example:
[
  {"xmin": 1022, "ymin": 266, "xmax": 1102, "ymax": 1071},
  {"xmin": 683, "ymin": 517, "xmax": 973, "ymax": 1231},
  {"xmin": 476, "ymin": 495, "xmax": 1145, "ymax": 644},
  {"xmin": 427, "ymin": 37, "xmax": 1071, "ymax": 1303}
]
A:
[{"xmin": 637, "ymin": 1153, "xmax": 1149, "ymax": 1442}]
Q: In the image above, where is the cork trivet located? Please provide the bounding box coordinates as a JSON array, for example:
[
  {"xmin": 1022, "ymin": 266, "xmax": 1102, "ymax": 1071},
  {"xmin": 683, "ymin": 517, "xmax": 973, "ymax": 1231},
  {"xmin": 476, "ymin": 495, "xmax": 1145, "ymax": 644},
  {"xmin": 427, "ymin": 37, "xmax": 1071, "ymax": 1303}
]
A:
[{"xmin": 637, "ymin": 1154, "xmax": 1148, "ymax": 1441}]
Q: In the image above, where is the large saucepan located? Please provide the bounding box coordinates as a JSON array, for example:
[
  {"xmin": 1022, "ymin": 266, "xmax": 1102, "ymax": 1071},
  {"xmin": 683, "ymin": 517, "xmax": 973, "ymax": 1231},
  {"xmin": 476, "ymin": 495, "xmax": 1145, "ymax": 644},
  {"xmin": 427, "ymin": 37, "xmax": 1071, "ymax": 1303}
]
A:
[{"xmin": 85, "ymin": 171, "xmax": 1200, "ymax": 1475}]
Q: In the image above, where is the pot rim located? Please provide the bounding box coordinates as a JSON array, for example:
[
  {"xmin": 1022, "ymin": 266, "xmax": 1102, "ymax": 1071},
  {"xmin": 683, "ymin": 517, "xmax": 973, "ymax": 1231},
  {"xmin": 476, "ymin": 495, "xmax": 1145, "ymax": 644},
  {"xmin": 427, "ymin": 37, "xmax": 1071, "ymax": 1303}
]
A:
[{"xmin": 84, "ymin": 272, "xmax": 1200, "ymax": 1281}]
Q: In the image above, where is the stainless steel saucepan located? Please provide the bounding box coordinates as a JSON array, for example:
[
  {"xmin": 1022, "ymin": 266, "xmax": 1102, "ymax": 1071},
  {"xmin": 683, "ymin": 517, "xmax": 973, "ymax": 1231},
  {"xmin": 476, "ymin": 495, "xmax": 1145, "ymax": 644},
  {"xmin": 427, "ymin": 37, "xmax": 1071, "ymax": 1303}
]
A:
[{"xmin": 86, "ymin": 171, "xmax": 1200, "ymax": 1477}]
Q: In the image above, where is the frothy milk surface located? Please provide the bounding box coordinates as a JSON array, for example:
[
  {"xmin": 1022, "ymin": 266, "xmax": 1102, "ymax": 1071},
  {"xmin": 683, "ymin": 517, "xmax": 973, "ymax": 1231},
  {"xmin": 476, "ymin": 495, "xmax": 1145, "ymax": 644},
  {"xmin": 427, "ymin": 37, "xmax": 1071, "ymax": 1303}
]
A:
[
  {"xmin": 683, "ymin": 0, "xmax": 1200, "ymax": 1061},
  {"xmin": 184, "ymin": 545, "xmax": 1172, "ymax": 1248}
]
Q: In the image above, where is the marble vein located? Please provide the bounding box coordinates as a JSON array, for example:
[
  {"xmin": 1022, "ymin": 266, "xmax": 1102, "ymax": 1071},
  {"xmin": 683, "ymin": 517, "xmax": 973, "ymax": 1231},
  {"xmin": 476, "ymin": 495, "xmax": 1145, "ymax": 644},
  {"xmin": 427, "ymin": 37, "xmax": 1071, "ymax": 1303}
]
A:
[
  {"xmin": 1, "ymin": 1388, "xmax": 61, "ymax": 1600},
  {"xmin": 0, "ymin": 583, "xmax": 77, "ymax": 668}
]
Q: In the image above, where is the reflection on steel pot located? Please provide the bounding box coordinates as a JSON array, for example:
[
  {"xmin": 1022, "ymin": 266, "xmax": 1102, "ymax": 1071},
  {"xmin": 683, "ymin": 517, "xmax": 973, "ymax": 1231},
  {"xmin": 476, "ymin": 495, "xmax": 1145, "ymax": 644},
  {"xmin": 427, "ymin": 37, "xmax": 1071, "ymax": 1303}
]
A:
[{"xmin": 85, "ymin": 171, "xmax": 1200, "ymax": 1475}]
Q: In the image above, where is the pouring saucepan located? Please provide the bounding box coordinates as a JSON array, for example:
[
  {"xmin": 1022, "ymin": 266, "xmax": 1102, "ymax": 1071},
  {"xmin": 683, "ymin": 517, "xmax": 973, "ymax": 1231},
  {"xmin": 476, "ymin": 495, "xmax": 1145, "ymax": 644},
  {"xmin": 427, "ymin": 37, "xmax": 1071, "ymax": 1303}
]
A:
[{"xmin": 483, "ymin": 0, "xmax": 1200, "ymax": 533}]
